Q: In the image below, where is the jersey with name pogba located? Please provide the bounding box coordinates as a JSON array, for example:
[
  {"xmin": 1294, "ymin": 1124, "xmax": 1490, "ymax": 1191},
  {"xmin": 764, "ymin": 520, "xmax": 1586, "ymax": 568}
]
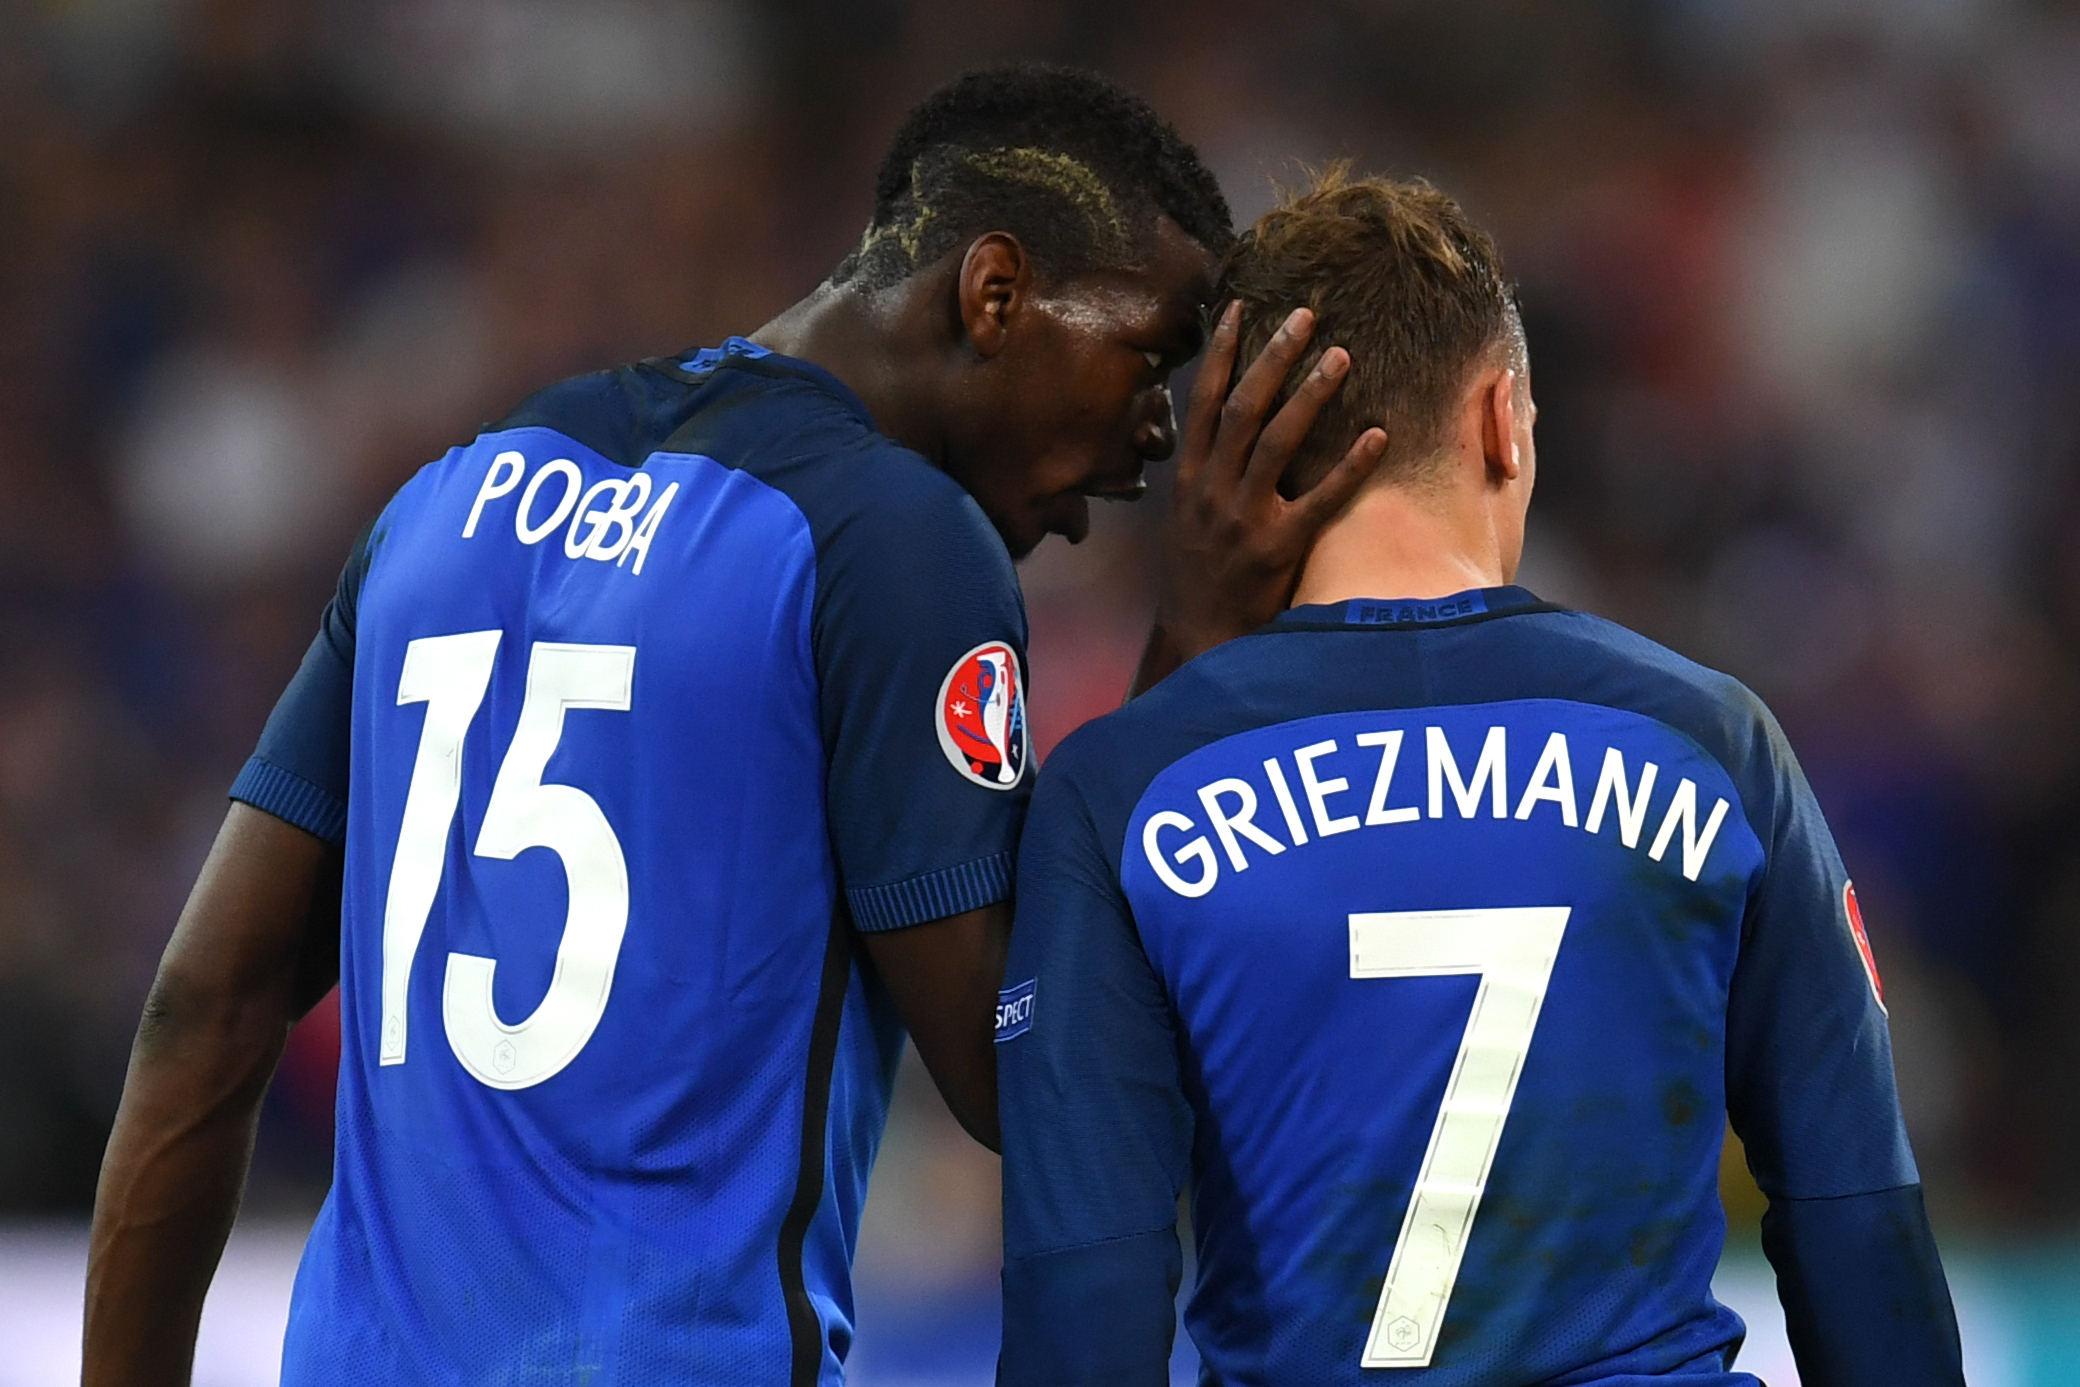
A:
[
  {"xmin": 996, "ymin": 586, "xmax": 1960, "ymax": 1387},
  {"xmin": 231, "ymin": 339, "xmax": 1032, "ymax": 1386}
]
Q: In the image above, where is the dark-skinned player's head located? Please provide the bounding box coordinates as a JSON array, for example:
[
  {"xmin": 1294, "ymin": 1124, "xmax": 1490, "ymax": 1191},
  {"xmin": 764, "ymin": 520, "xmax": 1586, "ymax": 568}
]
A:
[
  {"xmin": 834, "ymin": 64, "xmax": 1233, "ymax": 557},
  {"xmin": 1226, "ymin": 169, "xmax": 1528, "ymax": 502},
  {"xmin": 834, "ymin": 65, "xmax": 1232, "ymax": 294}
]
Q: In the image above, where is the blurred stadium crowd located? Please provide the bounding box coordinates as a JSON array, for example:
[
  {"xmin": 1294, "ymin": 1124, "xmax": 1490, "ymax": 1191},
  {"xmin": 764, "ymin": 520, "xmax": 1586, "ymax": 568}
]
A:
[{"xmin": 3, "ymin": 0, "xmax": 2079, "ymax": 1274}]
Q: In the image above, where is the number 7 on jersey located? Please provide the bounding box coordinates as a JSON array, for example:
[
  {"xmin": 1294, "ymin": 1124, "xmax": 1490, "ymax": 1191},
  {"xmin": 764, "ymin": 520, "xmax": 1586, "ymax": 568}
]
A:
[{"xmin": 1349, "ymin": 906, "xmax": 1571, "ymax": 1368}]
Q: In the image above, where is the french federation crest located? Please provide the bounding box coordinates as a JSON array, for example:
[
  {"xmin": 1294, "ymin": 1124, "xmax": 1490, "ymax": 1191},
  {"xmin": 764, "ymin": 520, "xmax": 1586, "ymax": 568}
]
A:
[
  {"xmin": 936, "ymin": 640, "xmax": 1028, "ymax": 790},
  {"xmin": 1843, "ymin": 881, "xmax": 1886, "ymax": 1014}
]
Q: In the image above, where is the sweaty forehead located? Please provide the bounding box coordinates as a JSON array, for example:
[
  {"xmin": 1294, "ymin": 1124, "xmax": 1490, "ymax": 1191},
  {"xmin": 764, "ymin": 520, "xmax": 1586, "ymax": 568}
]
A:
[
  {"xmin": 1043, "ymin": 216, "xmax": 1220, "ymax": 336},
  {"xmin": 1140, "ymin": 214, "xmax": 1222, "ymax": 306}
]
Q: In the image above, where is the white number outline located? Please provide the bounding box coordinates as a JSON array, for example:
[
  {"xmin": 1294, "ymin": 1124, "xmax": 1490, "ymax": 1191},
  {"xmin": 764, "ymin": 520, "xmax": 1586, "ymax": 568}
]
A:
[
  {"xmin": 1348, "ymin": 906, "xmax": 1571, "ymax": 1368},
  {"xmin": 378, "ymin": 632, "xmax": 636, "ymax": 1091}
]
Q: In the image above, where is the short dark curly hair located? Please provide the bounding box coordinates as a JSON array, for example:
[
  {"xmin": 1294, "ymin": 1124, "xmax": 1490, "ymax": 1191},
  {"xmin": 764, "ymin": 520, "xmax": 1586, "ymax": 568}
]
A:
[{"xmin": 831, "ymin": 64, "xmax": 1234, "ymax": 292}]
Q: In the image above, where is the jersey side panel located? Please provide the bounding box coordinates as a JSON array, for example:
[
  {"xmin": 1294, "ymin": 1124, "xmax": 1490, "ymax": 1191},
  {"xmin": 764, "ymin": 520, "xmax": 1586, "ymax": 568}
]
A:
[{"xmin": 658, "ymin": 358, "xmax": 1034, "ymax": 1384}]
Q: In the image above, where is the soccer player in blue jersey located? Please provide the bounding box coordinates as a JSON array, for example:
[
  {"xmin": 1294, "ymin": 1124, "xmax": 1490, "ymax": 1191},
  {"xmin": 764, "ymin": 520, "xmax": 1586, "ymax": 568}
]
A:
[
  {"xmin": 997, "ymin": 170, "xmax": 1965, "ymax": 1386},
  {"xmin": 81, "ymin": 68, "xmax": 1383, "ymax": 1386}
]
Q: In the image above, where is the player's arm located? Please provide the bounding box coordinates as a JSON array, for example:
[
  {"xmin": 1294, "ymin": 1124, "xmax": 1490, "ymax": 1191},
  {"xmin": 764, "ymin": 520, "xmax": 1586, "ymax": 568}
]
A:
[
  {"xmin": 85, "ymin": 525, "xmax": 367, "ymax": 1386},
  {"xmin": 83, "ymin": 807, "xmax": 339, "ymax": 1387},
  {"xmin": 997, "ymin": 759, "xmax": 1190, "ymax": 1387},
  {"xmin": 859, "ymin": 900, "xmax": 1009, "ymax": 1149},
  {"xmin": 1131, "ymin": 302, "xmax": 1387, "ymax": 695},
  {"xmin": 812, "ymin": 462, "xmax": 1034, "ymax": 1151},
  {"xmin": 1724, "ymin": 723, "xmax": 1963, "ymax": 1385}
]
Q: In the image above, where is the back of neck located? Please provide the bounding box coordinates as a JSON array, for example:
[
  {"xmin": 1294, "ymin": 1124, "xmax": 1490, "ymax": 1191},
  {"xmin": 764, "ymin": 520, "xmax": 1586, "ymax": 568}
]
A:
[
  {"xmin": 1290, "ymin": 479, "xmax": 1505, "ymax": 607},
  {"xmin": 750, "ymin": 285, "xmax": 942, "ymax": 460}
]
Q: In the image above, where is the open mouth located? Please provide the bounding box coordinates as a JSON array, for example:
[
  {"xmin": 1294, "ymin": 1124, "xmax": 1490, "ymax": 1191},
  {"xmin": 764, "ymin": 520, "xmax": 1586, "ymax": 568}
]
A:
[{"xmin": 1078, "ymin": 469, "xmax": 1150, "ymax": 503}]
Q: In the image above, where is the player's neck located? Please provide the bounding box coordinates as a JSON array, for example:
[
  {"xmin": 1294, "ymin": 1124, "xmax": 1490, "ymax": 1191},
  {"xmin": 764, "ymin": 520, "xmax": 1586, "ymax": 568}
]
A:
[
  {"xmin": 749, "ymin": 283, "xmax": 951, "ymax": 463},
  {"xmin": 1290, "ymin": 474, "xmax": 1510, "ymax": 607}
]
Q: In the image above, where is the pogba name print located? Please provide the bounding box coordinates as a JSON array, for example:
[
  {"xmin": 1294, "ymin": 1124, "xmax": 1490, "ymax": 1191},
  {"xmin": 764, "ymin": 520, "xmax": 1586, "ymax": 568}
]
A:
[
  {"xmin": 936, "ymin": 641, "xmax": 1028, "ymax": 790},
  {"xmin": 461, "ymin": 449, "xmax": 680, "ymax": 575}
]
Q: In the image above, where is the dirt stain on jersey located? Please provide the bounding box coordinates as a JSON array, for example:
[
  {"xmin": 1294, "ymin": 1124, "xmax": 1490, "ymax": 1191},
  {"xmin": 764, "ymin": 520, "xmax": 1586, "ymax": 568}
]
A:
[{"xmin": 1661, "ymin": 1078, "xmax": 1703, "ymax": 1130}]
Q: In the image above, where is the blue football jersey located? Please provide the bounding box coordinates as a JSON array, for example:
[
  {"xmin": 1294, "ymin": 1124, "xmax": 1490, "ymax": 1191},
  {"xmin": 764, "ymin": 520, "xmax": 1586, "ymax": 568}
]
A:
[
  {"xmin": 231, "ymin": 339, "xmax": 1032, "ymax": 1384},
  {"xmin": 996, "ymin": 588, "xmax": 1961, "ymax": 1387}
]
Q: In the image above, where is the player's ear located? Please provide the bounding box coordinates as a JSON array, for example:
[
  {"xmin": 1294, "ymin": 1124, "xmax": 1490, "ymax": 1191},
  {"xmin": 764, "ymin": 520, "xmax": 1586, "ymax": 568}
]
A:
[
  {"xmin": 958, "ymin": 232, "xmax": 1030, "ymax": 360},
  {"xmin": 1479, "ymin": 368, "xmax": 1521, "ymax": 486}
]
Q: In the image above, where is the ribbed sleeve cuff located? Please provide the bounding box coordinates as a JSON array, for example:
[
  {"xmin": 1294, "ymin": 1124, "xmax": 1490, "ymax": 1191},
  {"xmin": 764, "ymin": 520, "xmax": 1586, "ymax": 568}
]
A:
[
  {"xmin": 847, "ymin": 850, "xmax": 1014, "ymax": 932},
  {"xmin": 228, "ymin": 757, "xmax": 348, "ymax": 844}
]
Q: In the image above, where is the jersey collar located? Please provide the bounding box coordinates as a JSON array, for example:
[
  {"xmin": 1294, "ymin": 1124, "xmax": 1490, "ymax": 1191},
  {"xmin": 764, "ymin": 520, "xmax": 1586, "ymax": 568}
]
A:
[
  {"xmin": 674, "ymin": 336, "xmax": 880, "ymax": 433},
  {"xmin": 1276, "ymin": 585, "xmax": 1553, "ymax": 630}
]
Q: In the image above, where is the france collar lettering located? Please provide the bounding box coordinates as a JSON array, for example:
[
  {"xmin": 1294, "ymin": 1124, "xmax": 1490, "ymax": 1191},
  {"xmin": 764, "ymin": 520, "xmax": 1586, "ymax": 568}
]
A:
[
  {"xmin": 1273, "ymin": 587, "xmax": 1561, "ymax": 632},
  {"xmin": 1345, "ymin": 589, "xmax": 1488, "ymax": 626}
]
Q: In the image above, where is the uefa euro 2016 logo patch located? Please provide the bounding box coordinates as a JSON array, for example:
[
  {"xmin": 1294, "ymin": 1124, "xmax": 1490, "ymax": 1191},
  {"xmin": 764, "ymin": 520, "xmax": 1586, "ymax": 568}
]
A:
[
  {"xmin": 936, "ymin": 640, "xmax": 1028, "ymax": 790},
  {"xmin": 1843, "ymin": 880, "xmax": 1886, "ymax": 1014}
]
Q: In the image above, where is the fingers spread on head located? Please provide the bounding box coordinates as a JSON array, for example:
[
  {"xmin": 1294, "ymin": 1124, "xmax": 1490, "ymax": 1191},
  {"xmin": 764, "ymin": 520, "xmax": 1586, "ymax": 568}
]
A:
[
  {"xmin": 1230, "ymin": 308, "xmax": 1315, "ymax": 411},
  {"xmin": 1215, "ymin": 308, "xmax": 1315, "ymax": 470},
  {"xmin": 1179, "ymin": 301, "xmax": 1242, "ymax": 478},
  {"xmin": 1294, "ymin": 427, "xmax": 1388, "ymax": 525},
  {"xmin": 1241, "ymin": 345, "xmax": 1350, "ymax": 501}
]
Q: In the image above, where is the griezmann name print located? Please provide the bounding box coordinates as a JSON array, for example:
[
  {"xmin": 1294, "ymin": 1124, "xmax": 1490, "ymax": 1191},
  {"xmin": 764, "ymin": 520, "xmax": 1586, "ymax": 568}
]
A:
[{"xmin": 1135, "ymin": 706, "xmax": 1738, "ymax": 901}]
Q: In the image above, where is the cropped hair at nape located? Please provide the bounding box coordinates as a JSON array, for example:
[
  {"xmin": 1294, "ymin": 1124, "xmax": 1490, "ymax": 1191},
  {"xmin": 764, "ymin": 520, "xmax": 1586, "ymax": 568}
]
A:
[{"xmin": 832, "ymin": 64, "xmax": 1233, "ymax": 291}]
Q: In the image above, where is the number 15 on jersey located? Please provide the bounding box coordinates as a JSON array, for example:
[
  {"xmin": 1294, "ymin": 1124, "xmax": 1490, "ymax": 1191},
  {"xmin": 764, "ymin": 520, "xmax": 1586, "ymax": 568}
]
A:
[{"xmin": 378, "ymin": 631, "xmax": 637, "ymax": 1092}]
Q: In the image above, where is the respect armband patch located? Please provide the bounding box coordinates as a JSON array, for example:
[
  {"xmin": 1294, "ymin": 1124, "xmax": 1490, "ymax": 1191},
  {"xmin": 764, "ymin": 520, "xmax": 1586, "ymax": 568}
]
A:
[{"xmin": 995, "ymin": 978, "xmax": 1037, "ymax": 1042}]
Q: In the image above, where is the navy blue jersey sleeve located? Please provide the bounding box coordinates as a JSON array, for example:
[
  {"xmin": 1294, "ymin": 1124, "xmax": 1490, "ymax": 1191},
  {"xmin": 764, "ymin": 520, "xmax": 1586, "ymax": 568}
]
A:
[
  {"xmin": 1760, "ymin": 1184, "xmax": 1961, "ymax": 1383},
  {"xmin": 997, "ymin": 748, "xmax": 1189, "ymax": 1387},
  {"xmin": 1725, "ymin": 713, "xmax": 1962, "ymax": 1383},
  {"xmin": 812, "ymin": 461, "xmax": 1032, "ymax": 931},
  {"xmin": 226, "ymin": 520, "xmax": 379, "ymax": 842}
]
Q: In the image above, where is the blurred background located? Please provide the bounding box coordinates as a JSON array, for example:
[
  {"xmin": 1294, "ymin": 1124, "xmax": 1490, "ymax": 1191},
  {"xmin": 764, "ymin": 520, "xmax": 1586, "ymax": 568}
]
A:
[{"xmin": 3, "ymin": 0, "xmax": 2079, "ymax": 1380}]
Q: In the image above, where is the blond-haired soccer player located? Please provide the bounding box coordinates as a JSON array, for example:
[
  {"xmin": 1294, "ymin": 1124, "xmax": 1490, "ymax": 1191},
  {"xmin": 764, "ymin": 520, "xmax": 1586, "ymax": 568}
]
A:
[{"xmin": 996, "ymin": 171, "xmax": 1962, "ymax": 1386}]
